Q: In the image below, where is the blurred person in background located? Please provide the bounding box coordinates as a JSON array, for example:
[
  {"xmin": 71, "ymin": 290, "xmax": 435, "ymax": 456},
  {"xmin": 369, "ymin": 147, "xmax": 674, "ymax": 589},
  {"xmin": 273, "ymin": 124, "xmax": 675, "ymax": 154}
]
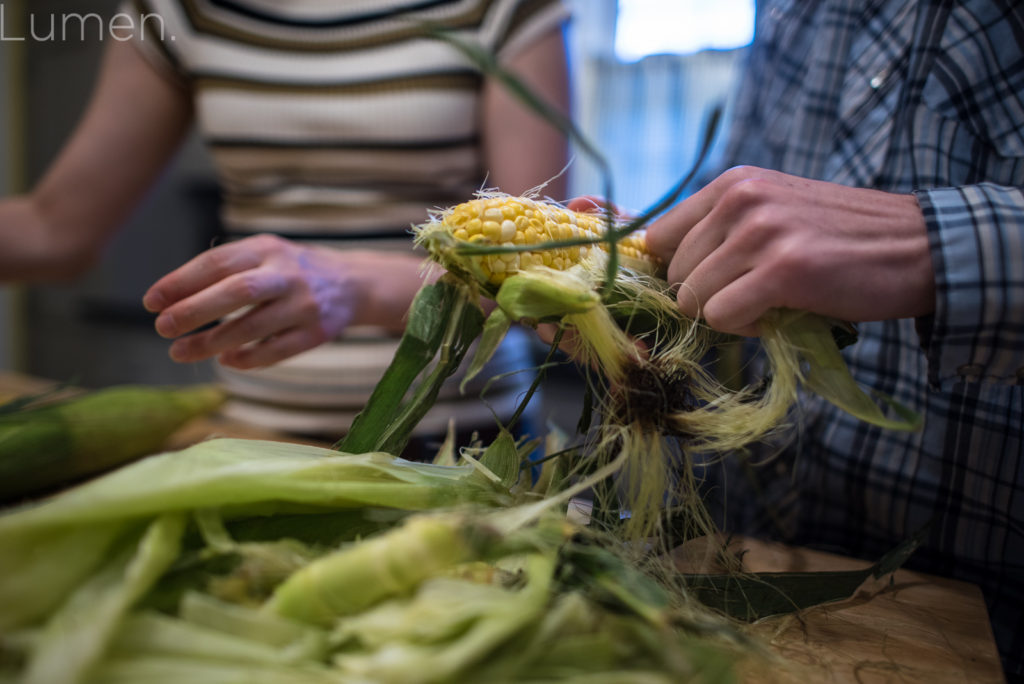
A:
[{"xmin": 0, "ymin": 0, "xmax": 571, "ymax": 450}]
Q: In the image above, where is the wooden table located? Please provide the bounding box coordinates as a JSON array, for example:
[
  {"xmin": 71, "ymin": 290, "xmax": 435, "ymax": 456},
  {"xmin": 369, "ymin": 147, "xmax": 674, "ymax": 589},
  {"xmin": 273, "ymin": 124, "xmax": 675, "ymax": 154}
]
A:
[
  {"xmin": 0, "ymin": 371, "xmax": 1006, "ymax": 682},
  {"xmin": 682, "ymin": 536, "xmax": 1007, "ymax": 683}
]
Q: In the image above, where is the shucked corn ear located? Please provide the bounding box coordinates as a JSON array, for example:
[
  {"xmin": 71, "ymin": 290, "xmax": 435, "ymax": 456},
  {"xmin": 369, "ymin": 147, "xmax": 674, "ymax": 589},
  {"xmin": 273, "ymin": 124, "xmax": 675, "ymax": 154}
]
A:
[
  {"xmin": 416, "ymin": 192, "xmax": 920, "ymax": 546},
  {"xmin": 415, "ymin": 194, "xmax": 657, "ymax": 288}
]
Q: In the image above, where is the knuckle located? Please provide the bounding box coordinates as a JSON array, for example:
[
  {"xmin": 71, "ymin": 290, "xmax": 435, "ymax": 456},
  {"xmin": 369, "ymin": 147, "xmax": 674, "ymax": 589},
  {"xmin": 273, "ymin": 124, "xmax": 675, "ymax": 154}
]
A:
[
  {"xmin": 205, "ymin": 246, "xmax": 237, "ymax": 273},
  {"xmin": 761, "ymin": 240, "xmax": 807, "ymax": 297},
  {"xmin": 298, "ymin": 298, "xmax": 324, "ymax": 324},
  {"xmin": 721, "ymin": 177, "xmax": 773, "ymax": 211},
  {"xmin": 701, "ymin": 303, "xmax": 730, "ymax": 332},
  {"xmin": 728, "ymin": 210, "xmax": 773, "ymax": 252},
  {"xmin": 307, "ymin": 325, "xmax": 330, "ymax": 347},
  {"xmin": 250, "ymin": 233, "xmax": 284, "ymax": 251},
  {"xmin": 729, "ymin": 198, "xmax": 793, "ymax": 252},
  {"xmin": 720, "ymin": 165, "xmax": 751, "ymax": 183},
  {"xmin": 231, "ymin": 271, "xmax": 266, "ymax": 302},
  {"xmin": 770, "ymin": 234, "xmax": 808, "ymax": 271}
]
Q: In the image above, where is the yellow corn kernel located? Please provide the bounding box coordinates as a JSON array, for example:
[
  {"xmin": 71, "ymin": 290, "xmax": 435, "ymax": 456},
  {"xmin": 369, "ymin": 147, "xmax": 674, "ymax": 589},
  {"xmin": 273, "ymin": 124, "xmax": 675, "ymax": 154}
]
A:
[{"xmin": 428, "ymin": 195, "xmax": 657, "ymax": 285}]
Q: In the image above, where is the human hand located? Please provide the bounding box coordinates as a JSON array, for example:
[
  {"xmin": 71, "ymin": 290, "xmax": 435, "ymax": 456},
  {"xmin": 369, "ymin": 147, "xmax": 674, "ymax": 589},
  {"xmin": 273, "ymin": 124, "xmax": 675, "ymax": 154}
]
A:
[
  {"xmin": 645, "ymin": 166, "xmax": 936, "ymax": 337},
  {"xmin": 565, "ymin": 195, "xmax": 632, "ymax": 219},
  {"xmin": 143, "ymin": 235, "xmax": 377, "ymax": 369}
]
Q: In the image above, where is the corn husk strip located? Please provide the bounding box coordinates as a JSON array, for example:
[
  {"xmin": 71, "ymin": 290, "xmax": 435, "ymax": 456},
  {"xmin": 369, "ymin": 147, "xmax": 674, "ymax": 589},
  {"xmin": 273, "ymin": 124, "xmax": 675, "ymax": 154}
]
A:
[
  {"xmin": 336, "ymin": 276, "xmax": 485, "ymax": 456},
  {"xmin": 20, "ymin": 514, "xmax": 185, "ymax": 684}
]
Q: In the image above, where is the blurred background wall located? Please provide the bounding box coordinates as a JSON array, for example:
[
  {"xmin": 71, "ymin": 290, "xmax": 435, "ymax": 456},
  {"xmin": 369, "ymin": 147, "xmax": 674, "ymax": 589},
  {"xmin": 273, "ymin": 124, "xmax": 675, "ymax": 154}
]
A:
[{"xmin": 0, "ymin": 5, "xmax": 19, "ymax": 371}]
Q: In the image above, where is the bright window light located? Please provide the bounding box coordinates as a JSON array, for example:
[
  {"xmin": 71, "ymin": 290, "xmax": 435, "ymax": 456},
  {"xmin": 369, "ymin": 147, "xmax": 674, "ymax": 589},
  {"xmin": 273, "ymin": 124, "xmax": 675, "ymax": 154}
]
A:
[{"xmin": 615, "ymin": 0, "xmax": 755, "ymax": 62}]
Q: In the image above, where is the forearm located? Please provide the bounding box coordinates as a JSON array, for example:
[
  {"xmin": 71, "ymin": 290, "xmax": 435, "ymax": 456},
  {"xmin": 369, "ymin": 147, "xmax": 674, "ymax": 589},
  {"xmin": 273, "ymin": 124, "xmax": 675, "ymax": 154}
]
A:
[
  {"xmin": 0, "ymin": 39, "xmax": 192, "ymax": 284},
  {"xmin": 0, "ymin": 196, "xmax": 101, "ymax": 282}
]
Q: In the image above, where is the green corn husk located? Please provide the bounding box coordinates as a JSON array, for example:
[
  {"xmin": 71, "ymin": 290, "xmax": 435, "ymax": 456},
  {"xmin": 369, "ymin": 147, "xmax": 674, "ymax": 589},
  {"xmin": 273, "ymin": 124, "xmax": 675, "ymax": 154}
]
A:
[
  {"xmin": 20, "ymin": 514, "xmax": 186, "ymax": 684},
  {"xmin": 265, "ymin": 514, "xmax": 484, "ymax": 626},
  {"xmin": 0, "ymin": 438, "xmax": 509, "ymax": 634},
  {"xmin": 0, "ymin": 429, "xmax": 925, "ymax": 684},
  {"xmin": 0, "ymin": 384, "xmax": 225, "ymax": 504}
]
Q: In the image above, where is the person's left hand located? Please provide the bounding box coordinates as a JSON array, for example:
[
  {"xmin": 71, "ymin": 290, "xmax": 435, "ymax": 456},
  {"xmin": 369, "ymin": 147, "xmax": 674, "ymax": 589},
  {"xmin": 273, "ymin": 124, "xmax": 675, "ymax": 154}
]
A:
[
  {"xmin": 143, "ymin": 235, "xmax": 385, "ymax": 369},
  {"xmin": 644, "ymin": 166, "xmax": 936, "ymax": 337}
]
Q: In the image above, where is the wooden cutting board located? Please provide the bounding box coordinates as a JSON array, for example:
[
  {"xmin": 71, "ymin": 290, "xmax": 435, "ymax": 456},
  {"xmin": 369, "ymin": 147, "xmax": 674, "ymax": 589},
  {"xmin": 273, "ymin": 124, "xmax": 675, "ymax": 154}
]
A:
[
  {"xmin": 0, "ymin": 371, "xmax": 1006, "ymax": 682},
  {"xmin": 688, "ymin": 537, "xmax": 1007, "ymax": 683}
]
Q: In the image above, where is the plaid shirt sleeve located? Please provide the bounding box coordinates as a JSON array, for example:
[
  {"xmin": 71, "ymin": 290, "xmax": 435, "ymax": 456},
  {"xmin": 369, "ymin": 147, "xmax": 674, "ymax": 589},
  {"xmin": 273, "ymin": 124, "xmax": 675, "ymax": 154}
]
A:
[{"xmin": 916, "ymin": 184, "xmax": 1024, "ymax": 389}]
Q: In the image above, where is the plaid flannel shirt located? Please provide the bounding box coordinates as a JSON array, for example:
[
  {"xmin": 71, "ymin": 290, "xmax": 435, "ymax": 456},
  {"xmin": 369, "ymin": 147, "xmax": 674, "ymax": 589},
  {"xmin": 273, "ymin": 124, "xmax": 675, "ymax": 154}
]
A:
[{"xmin": 710, "ymin": 0, "xmax": 1024, "ymax": 675}]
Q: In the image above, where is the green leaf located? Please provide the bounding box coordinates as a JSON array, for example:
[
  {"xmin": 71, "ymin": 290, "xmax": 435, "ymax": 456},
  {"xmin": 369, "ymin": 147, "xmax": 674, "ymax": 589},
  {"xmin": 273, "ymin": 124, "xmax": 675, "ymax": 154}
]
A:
[
  {"xmin": 336, "ymin": 282, "xmax": 453, "ymax": 454},
  {"xmin": 478, "ymin": 430, "xmax": 520, "ymax": 490},
  {"xmin": 461, "ymin": 308, "xmax": 511, "ymax": 393},
  {"xmin": 21, "ymin": 514, "xmax": 186, "ymax": 684},
  {"xmin": 375, "ymin": 279, "xmax": 487, "ymax": 456},
  {"xmin": 685, "ymin": 527, "xmax": 926, "ymax": 621},
  {"xmin": 776, "ymin": 311, "xmax": 922, "ymax": 431}
]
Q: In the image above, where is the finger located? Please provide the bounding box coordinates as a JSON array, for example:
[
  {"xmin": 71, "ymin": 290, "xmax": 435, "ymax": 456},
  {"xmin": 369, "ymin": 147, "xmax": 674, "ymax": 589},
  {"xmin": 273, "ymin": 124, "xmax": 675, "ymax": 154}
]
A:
[
  {"xmin": 169, "ymin": 295, "xmax": 311, "ymax": 362},
  {"xmin": 143, "ymin": 239, "xmax": 266, "ymax": 312},
  {"xmin": 155, "ymin": 268, "xmax": 290, "ymax": 339},
  {"xmin": 663, "ymin": 207, "xmax": 733, "ymax": 291},
  {"xmin": 672, "ymin": 237, "xmax": 751, "ymax": 319},
  {"xmin": 698, "ymin": 270, "xmax": 772, "ymax": 337},
  {"xmin": 644, "ymin": 180, "xmax": 722, "ymax": 263},
  {"xmin": 565, "ymin": 195, "xmax": 629, "ymax": 217},
  {"xmin": 219, "ymin": 327, "xmax": 324, "ymax": 370}
]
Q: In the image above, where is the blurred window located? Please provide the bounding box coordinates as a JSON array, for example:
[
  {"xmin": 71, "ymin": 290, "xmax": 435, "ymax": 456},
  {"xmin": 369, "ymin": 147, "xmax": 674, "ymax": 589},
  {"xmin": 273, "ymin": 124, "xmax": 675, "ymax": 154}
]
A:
[{"xmin": 615, "ymin": 0, "xmax": 755, "ymax": 62}]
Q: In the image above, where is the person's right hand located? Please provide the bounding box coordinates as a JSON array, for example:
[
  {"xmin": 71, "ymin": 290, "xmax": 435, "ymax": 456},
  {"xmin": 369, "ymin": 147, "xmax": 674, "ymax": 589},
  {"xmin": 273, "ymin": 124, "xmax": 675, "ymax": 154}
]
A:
[
  {"xmin": 143, "ymin": 235, "xmax": 426, "ymax": 369},
  {"xmin": 644, "ymin": 166, "xmax": 936, "ymax": 337}
]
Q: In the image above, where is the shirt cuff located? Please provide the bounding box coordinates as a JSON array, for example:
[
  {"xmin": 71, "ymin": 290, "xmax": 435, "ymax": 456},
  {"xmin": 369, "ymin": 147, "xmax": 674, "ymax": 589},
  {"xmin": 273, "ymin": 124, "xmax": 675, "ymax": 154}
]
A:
[{"xmin": 915, "ymin": 184, "xmax": 1024, "ymax": 389}]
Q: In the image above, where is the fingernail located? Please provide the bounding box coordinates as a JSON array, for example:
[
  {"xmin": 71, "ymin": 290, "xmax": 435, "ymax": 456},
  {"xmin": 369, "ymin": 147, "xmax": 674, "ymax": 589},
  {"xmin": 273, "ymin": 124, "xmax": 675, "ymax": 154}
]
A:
[
  {"xmin": 142, "ymin": 292, "xmax": 164, "ymax": 312},
  {"xmin": 169, "ymin": 340, "xmax": 188, "ymax": 362},
  {"xmin": 155, "ymin": 314, "xmax": 177, "ymax": 338}
]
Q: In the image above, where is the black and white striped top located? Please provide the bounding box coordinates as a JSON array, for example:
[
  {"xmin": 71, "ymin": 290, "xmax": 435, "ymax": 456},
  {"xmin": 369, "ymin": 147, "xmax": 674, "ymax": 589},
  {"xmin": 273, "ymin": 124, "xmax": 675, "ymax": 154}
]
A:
[
  {"xmin": 121, "ymin": 0, "xmax": 569, "ymax": 437},
  {"xmin": 126, "ymin": 0, "xmax": 568, "ymax": 243}
]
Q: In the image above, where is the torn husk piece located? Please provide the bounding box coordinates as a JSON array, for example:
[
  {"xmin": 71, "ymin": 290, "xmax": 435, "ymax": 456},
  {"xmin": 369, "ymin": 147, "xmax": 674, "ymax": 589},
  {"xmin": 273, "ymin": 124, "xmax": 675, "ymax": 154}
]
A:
[{"xmin": 414, "ymin": 191, "xmax": 921, "ymax": 541}]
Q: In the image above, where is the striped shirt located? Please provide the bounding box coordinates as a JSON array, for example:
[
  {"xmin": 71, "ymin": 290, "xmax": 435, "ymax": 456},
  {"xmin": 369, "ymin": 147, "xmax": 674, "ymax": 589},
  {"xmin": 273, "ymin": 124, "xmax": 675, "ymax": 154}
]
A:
[
  {"xmin": 126, "ymin": 0, "xmax": 568, "ymax": 244},
  {"xmin": 710, "ymin": 0, "xmax": 1024, "ymax": 675},
  {"xmin": 121, "ymin": 0, "xmax": 568, "ymax": 437}
]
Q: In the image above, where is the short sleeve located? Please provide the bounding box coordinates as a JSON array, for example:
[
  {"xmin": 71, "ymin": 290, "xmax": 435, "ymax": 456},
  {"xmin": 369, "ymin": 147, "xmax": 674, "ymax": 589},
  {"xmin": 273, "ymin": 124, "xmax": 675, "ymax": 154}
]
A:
[
  {"xmin": 116, "ymin": 0, "xmax": 189, "ymax": 87},
  {"xmin": 485, "ymin": 0, "xmax": 570, "ymax": 63}
]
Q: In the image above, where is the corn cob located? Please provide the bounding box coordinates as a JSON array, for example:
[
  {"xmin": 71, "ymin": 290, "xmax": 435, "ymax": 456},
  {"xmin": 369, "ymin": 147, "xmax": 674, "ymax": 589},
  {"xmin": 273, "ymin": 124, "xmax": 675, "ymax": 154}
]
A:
[
  {"xmin": 0, "ymin": 384, "xmax": 225, "ymax": 504},
  {"xmin": 417, "ymin": 194, "xmax": 657, "ymax": 287}
]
